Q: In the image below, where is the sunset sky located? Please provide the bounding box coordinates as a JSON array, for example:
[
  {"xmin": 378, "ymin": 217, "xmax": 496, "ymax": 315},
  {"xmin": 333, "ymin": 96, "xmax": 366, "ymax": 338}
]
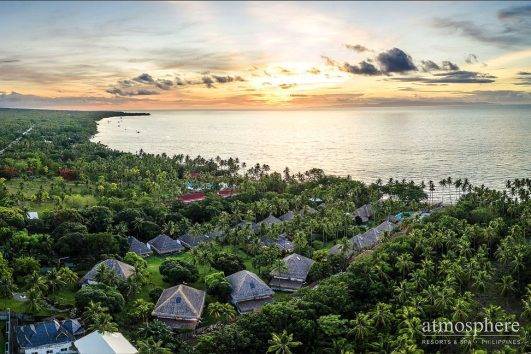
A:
[{"xmin": 0, "ymin": 1, "xmax": 530, "ymax": 109}]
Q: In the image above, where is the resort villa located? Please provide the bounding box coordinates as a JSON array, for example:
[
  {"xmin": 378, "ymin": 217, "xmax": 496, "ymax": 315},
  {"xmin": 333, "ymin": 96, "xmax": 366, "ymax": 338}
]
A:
[
  {"xmin": 270, "ymin": 253, "xmax": 315, "ymax": 292},
  {"xmin": 147, "ymin": 234, "xmax": 185, "ymax": 255},
  {"xmin": 26, "ymin": 211, "xmax": 39, "ymax": 220},
  {"xmin": 179, "ymin": 230, "xmax": 223, "ymax": 249},
  {"xmin": 257, "ymin": 215, "xmax": 282, "ymax": 228},
  {"xmin": 79, "ymin": 259, "xmax": 135, "ymax": 285},
  {"xmin": 74, "ymin": 331, "xmax": 138, "ymax": 354},
  {"xmin": 127, "ymin": 236, "xmax": 153, "ymax": 257},
  {"xmin": 329, "ymin": 219, "xmax": 398, "ymax": 258},
  {"xmin": 179, "ymin": 191, "xmax": 207, "ymax": 204},
  {"xmin": 260, "ymin": 233, "xmax": 295, "ymax": 253},
  {"xmin": 278, "ymin": 210, "xmax": 295, "ymax": 221},
  {"xmin": 226, "ymin": 270, "xmax": 274, "ymax": 314},
  {"xmin": 151, "ymin": 284, "xmax": 206, "ymax": 329},
  {"xmin": 15, "ymin": 318, "xmax": 85, "ymax": 354},
  {"xmin": 353, "ymin": 203, "xmax": 374, "ymax": 223}
]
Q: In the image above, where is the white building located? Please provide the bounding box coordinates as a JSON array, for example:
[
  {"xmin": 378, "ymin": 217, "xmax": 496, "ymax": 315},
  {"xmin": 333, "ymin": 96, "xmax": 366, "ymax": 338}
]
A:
[{"xmin": 74, "ymin": 331, "xmax": 138, "ymax": 354}]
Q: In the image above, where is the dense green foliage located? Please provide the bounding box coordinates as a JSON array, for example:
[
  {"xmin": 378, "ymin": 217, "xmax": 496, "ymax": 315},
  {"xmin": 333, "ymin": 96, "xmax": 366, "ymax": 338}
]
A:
[
  {"xmin": 0, "ymin": 108, "xmax": 528, "ymax": 353},
  {"xmin": 159, "ymin": 258, "xmax": 199, "ymax": 284}
]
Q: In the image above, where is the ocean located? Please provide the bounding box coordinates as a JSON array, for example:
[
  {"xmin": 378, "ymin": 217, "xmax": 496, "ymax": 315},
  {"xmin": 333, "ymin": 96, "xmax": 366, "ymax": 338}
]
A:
[{"xmin": 92, "ymin": 105, "xmax": 530, "ymax": 191}]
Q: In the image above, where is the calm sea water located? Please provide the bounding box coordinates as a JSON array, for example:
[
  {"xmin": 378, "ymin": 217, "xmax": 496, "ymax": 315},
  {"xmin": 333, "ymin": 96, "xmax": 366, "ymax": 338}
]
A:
[{"xmin": 92, "ymin": 106, "xmax": 530, "ymax": 190}]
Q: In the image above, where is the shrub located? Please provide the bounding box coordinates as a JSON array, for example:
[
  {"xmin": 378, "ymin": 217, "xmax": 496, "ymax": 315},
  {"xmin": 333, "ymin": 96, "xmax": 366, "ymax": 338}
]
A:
[
  {"xmin": 204, "ymin": 271, "xmax": 232, "ymax": 300},
  {"xmin": 211, "ymin": 251, "xmax": 245, "ymax": 275},
  {"xmin": 75, "ymin": 284, "xmax": 125, "ymax": 313},
  {"xmin": 159, "ymin": 258, "xmax": 198, "ymax": 284}
]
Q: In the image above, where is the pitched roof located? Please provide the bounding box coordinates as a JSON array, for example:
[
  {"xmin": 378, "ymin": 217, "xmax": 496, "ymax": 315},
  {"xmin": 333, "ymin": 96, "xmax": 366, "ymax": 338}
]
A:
[
  {"xmin": 148, "ymin": 234, "xmax": 185, "ymax": 254},
  {"xmin": 80, "ymin": 259, "xmax": 135, "ymax": 284},
  {"xmin": 226, "ymin": 270, "xmax": 274, "ymax": 303},
  {"xmin": 330, "ymin": 219, "xmax": 397, "ymax": 256},
  {"xmin": 15, "ymin": 319, "xmax": 84, "ymax": 349},
  {"xmin": 179, "ymin": 191, "xmax": 206, "ymax": 204},
  {"xmin": 236, "ymin": 220, "xmax": 259, "ymax": 232},
  {"xmin": 127, "ymin": 236, "xmax": 152, "ymax": 256},
  {"xmin": 257, "ymin": 215, "xmax": 282, "ymax": 227},
  {"xmin": 217, "ymin": 188, "xmax": 237, "ymax": 198},
  {"xmin": 278, "ymin": 210, "xmax": 295, "ymax": 222},
  {"xmin": 152, "ymin": 284, "xmax": 206, "ymax": 321},
  {"xmin": 261, "ymin": 233, "xmax": 294, "ymax": 253},
  {"xmin": 26, "ymin": 211, "xmax": 39, "ymax": 220},
  {"xmin": 328, "ymin": 241, "xmax": 355, "ymax": 258},
  {"xmin": 74, "ymin": 331, "xmax": 137, "ymax": 354},
  {"xmin": 271, "ymin": 253, "xmax": 314, "ymax": 280},
  {"xmin": 179, "ymin": 230, "xmax": 223, "ymax": 248},
  {"xmin": 354, "ymin": 204, "xmax": 373, "ymax": 222},
  {"xmin": 300, "ymin": 205, "xmax": 317, "ymax": 216},
  {"xmin": 353, "ymin": 220, "xmax": 397, "ymax": 250},
  {"xmin": 233, "ymin": 297, "xmax": 273, "ymax": 314}
]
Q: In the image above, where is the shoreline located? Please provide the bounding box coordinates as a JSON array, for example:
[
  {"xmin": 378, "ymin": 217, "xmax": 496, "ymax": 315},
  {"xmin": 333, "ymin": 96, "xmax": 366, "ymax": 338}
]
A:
[{"xmin": 91, "ymin": 111, "xmax": 522, "ymax": 195}]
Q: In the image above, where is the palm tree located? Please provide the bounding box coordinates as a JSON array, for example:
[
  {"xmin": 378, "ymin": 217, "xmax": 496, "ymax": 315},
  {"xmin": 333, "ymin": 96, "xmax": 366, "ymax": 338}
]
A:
[
  {"xmin": 137, "ymin": 339, "xmax": 172, "ymax": 354},
  {"xmin": 396, "ymin": 254, "xmax": 414, "ymax": 277},
  {"xmin": 337, "ymin": 237, "xmax": 351, "ymax": 257},
  {"xmin": 83, "ymin": 301, "xmax": 118, "ymax": 333},
  {"xmin": 452, "ymin": 298, "xmax": 472, "ymax": 321},
  {"xmin": 26, "ymin": 287, "xmax": 46, "ymax": 313},
  {"xmin": 57, "ymin": 267, "xmax": 78, "ymax": 287},
  {"xmin": 371, "ymin": 302, "xmax": 392, "ymax": 329},
  {"xmin": 351, "ymin": 313, "xmax": 373, "ymax": 341},
  {"xmin": 498, "ymin": 275, "xmax": 515, "ymax": 297},
  {"xmin": 129, "ymin": 299, "xmax": 154, "ymax": 324},
  {"xmin": 267, "ymin": 330, "xmax": 302, "ymax": 354},
  {"xmin": 207, "ymin": 302, "xmax": 237, "ymax": 323},
  {"xmin": 46, "ymin": 268, "xmax": 66, "ymax": 294}
]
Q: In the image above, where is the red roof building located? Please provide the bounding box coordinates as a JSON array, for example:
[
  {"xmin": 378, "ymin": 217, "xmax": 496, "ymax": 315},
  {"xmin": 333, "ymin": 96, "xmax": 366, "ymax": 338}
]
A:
[
  {"xmin": 218, "ymin": 188, "xmax": 237, "ymax": 199},
  {"xmin": 179, "ymin": 191, "xmax": 206, "ymax": 204}
]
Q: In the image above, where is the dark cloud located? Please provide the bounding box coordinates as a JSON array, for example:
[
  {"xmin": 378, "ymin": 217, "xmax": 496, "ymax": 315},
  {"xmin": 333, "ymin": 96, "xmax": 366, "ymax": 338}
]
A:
[
  {"xmin": 515, "ymin": 71, "xmax": 531, "ymax": 86},
  {"xmin": 211, "ymin": 75, "xmax": 245, "ymax": 83},
  {"xmin": 279, "ymin": 83, "xmax": 297, "ymax": 89},
  {"xmin": 339, "ymin": 47, "xmax": 417, "ymax": 76},
  {"xmin": 135, "ymin": 88, "xmax": 159, "ymax": 95},
  {"xmin": 376, "ymin": 48, "xmax": 417, "ymax": 73},
  {"xmin": 390, "ymin": 70, "xmax": 496, "ymax": 84},
  {"xmin": 132, "ymin": 73, "xmax": 155, "ymax": 84},
  {"xmin": 340, "ymin": 61, "xmax": 381, "ymax": 76},
  {"xmin": 321, "ymin": 55, "xmax": 338, "ymax": 66},
  {"xmin": 117, "ymin": 79, "xmax": 136, "ymax": 88},
  {"xmin": 175, "ymin": 76, "xmax": 186, "ymax": 86},
  {"xmin": 106, "ymin": 87, "xmax": 160, "ymax": 96},
  {"xmin": 465, "ymin": 54, "xmax": 479, "ymax": 64},
  {"xmin": 202, "ymin": 76, "xmax": 215, "ymax": 88},
  {"xmin": 307, "ymin": 67, "xmax": 320, "ymax": 75},
  {"xmin": 345, "ymin": 44, "xmax": 369, "ymax": 53},
  {"xmin": 441, "ymin": 61, "xmax": 459, "ymax": 71},
  {"xmin": 277, "ymin": 67, "xmax": 292, "ymax": 75},
  {"xmin": 0, "ymin": 58, "xmax": 20, "ymax": 63},
  {"xmin": 420, "ymin": 60, "xmax": 441, "ymax": 72},
  {"xmin": 433, "ymin": 8, "xmax": 531, "ymax": 47},
  {"xmin": 497, "ymin": 5, "xmax": 531, "ymax": 20},
  {"xmin": 155, "ymin": 79, "xmax": 173, "ymax": 90}
]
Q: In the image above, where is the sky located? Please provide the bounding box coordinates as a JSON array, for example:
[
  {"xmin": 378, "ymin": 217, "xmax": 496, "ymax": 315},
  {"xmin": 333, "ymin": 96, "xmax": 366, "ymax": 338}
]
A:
[{"xmin": 0, "ymin": 1, "xmax": 530, "ymax": 110}]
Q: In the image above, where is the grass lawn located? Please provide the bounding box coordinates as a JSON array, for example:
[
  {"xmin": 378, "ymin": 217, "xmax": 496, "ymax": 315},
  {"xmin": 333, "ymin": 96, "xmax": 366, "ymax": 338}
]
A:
[
  {"xmin": 0, "ymin": 297, "xmax": 52, "ymax": 317},
  {"xmin": 138, "ymin": 246, "xmax": 289, "ymax": 305},
  {"xmin": 5, "ymin": 176, "xmax": 94, "ymax": 211}
]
